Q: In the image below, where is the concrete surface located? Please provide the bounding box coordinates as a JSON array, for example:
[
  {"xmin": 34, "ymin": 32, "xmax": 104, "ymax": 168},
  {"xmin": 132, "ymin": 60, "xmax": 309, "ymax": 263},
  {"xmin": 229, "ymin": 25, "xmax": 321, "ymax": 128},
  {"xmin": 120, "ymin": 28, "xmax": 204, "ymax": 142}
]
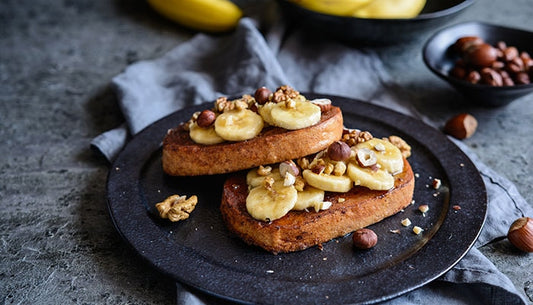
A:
[{"xmin": 1, "ymin": 0, "xmax": 531, "ymax": 304}]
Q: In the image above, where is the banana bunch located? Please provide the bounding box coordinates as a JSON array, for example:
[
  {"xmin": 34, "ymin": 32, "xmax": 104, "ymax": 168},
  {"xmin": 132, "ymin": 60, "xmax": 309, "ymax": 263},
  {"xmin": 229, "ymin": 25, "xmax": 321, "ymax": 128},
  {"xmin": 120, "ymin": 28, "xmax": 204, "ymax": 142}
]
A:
[
  {"xmin": 147, "ymin": 0, "xmax": 243, "ymax": 32},
  {"xmin": 290, "ymin": 0, "xmax": 426, "ymax": 19}
]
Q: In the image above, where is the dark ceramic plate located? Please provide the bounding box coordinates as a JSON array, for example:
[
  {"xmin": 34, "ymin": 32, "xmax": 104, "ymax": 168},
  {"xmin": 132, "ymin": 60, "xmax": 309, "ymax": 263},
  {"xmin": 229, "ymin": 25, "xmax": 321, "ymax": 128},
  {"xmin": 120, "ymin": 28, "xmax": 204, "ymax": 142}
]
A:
[
  {"xmin": 423, "ymin": 21, "xmax": 533, "ymax": 106},
  {"xmin": 107, "ymin": 94, "xmax": 486, "ymax": 305},
  {"xmin": 278, "ymin": 0, "xmax": 475, "ymax": 45}
]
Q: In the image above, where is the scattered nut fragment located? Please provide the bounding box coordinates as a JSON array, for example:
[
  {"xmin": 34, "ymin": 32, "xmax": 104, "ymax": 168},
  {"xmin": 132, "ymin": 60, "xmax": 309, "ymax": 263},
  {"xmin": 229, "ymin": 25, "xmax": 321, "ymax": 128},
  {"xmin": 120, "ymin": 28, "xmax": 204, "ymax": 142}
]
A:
[
  {"xmin": 257, "ymin": 165, "xmax": 272, "ymax": 176},
  {"xmin": 156, "ymin": 195, "xmax": 198, "ymax": 222},
  {"xmin": 279, "ymin": 160, "xmax": 299, "ymax": 178},
  {"xmin": 283, "ymin": 172, "xmax": 296, "ymax": 186},
  {"xmin": 507, "ymin": 217, "xmax": 533, "ymax": 252},
  {"xmin": 356, "ymin": 148, "xmax": 378, "ymax": 168},
  {"xmin": 401, "ymin": 218, "xmax": 412, "ymax": 227},
  {"xmin": 444, "ymin": 113, "xmax": 478, "ymax": 139},
  {"xmin": 413, "ymin": 226, "xmax": 424, "ymax": 235},
  {"xmin": 432, "ymin": 178, "xmax": 442, "ymax": 189},
  {"xmin": 452, "ymin": 205, "xmax": 461, "ymax": 211},
  {"xmin": 352, "ymin": 228, "xmax": 378, "ymax": 249},
  {"xmin": 419, "ymin": 204, "xmax": 429, "ymax": 214}
]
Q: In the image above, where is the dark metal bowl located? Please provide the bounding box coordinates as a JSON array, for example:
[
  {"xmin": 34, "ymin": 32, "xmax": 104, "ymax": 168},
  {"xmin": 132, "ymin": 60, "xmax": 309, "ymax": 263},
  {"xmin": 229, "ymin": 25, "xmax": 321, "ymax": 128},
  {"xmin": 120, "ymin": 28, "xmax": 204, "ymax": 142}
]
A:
[
  {"xmin": 423, "ymin": 21, "xmax": 533, "ymax": 107},
  {"xmin": 278, "ymin": 0, "xmax": 475, "ymax": 45}
]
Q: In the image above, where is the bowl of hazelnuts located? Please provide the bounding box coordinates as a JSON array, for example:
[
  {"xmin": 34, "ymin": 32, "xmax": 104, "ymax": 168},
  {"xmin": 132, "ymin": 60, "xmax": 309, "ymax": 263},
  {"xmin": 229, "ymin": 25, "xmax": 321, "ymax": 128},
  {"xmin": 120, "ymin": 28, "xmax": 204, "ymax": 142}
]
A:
[{"xmin": 423, "ymin": 21, "xmax": 533, "ymax": 106}]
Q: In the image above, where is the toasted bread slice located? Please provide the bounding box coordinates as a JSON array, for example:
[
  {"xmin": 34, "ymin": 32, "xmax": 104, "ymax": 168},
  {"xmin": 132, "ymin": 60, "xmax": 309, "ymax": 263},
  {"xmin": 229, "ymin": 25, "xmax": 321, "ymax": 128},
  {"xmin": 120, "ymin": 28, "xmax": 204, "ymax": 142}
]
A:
[
  {"xmin": 220, "ymin": 158, "xmax": 414, "ymax": 254},
  {"xmin": 162, "ymin": 106, "xmax": 343, "ymax": 176}
]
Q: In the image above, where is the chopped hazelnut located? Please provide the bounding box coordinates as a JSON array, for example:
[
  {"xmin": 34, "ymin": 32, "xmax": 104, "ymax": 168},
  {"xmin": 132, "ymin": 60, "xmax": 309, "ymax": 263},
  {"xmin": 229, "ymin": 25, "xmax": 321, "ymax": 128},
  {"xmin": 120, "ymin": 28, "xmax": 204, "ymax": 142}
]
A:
[
  {"xmin": 419, "ymin": 204, "xmax": 429, "ymax": 214},
  {"xmin": 413, "ymin": 226, "xmax": 424, "ymax": 235},
  {"xmin": 401, "ymin": 218, "xmax": 412, "ymax": 227},
  {"xmin": 432, "ymin": 178, "xmax": 442, "ymax": 189}
]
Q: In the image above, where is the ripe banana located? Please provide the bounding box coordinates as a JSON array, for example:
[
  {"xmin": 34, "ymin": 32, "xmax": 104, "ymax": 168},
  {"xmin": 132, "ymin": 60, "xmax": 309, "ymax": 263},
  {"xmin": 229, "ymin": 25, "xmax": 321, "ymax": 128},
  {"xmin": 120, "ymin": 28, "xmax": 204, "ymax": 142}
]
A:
[
  {"xmin": 268, "ymin": 100, "xmax": 321, "ymax": 130},
  {"xmin": 302, "ymin": 169, "xmax": 353, "ymax": 193},
  {"xmin": 293, "ymin": 186, "xmax": 325, "ymax": 210},
  {"xmin": 189, "ymin": 122, "xmax": 225, "ymax": 145},
  {"xmin": 352, "ymin": 0, "xmax": 426, "ymax": 19},
  {"xmin": 347, "ymin": 162, "xmax": 394, "ymax": 190},
  {"xmin": 356, "ymin": 138, "xmax": 403, "ymax": 174},
  {"xmin": 147, "ymin": 0, "xmax": 243, "ymax": 33},
  {"xmin": 214, "ymin": 109, "xmax": 264, "ymax": 141},
  {"xmin": 290, "ymin": 0, "xmax": 372, "ymax": 16},
  {"xmin": 246, "ymin": 181, "xmax": 298, "ymax": 222}
]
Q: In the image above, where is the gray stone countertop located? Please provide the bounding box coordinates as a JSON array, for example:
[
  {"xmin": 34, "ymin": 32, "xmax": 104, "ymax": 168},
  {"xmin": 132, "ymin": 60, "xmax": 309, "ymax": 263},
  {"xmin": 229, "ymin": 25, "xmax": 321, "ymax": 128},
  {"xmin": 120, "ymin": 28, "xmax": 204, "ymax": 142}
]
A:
[{"xmin": 1, "ymin": 0, "xmax": 531, "ymax": 304}]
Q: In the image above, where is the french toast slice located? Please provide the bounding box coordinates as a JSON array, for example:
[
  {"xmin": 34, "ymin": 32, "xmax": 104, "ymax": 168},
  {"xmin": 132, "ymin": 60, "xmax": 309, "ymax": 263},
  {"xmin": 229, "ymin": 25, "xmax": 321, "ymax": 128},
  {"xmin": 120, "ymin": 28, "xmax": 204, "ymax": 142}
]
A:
[
  {"xmin": 162, "ymin": 106, "xmax": 343, "ymax": 176},
  {"xmin": 220, "ymin": 158, "xmax": 414, "ymax": 254}
]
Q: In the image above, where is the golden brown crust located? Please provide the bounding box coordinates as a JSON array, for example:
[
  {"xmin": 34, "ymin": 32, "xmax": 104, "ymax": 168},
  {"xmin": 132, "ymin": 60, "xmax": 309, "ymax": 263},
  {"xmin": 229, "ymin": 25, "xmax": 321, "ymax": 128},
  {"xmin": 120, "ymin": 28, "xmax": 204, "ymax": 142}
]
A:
[
  {"xmin": 162, "ymin": 106, "xmax": 343, "ymax": 176},
  {"xmin": 220, "ymin": 159, "xmax": 415, "ymax": 254}
]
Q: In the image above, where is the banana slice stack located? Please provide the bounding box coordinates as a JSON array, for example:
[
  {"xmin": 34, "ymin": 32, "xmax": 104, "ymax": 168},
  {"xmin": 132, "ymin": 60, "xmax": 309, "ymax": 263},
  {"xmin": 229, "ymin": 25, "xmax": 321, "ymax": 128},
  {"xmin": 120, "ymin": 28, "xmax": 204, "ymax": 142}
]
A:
[
  {"xmin": 245, "ymin": 136, "xmax": 407, "ymax": 222},
  {"xmin": 187, "ymin": 87, "xmax": 323, "ymax": 145}
]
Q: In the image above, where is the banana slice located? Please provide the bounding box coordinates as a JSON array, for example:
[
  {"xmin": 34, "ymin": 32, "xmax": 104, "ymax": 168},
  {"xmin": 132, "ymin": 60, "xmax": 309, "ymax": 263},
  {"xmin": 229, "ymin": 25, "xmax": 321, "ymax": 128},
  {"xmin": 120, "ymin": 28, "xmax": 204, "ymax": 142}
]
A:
[
  {"xmin": 269, "ymin": 100, "xmax": 321, "ymax": 130},
  {"xmin": 258, "ymin": 102, "xmax": 277, "ymax": 126},
  {"xmin": 214, "ymin": 109, "xmax": 264, "ymax": 141},
  {"xmin": 246, "ymin": 181, "xmax": 298, "ymax": 222},
  {"xmin": 246, "ymin": 168, "xmax": 282, "ymax": 188},
  {"xmin": 189, "ymin": 122, "xmax": 225, "ymax": 145},
  {"xmin": 293, "ymin": 186, "xmax": 325, "ymax": 210},
  {"xmin": 302, "ymin": 169, "xmax": 353, "ymax": 193},
  {"xmin": 356, "ymin": 138, "xmax": 403, "ymax": 174},
  {"xmin": 347, "ymin": 163, "xmax": 394, "ymax": 191}
]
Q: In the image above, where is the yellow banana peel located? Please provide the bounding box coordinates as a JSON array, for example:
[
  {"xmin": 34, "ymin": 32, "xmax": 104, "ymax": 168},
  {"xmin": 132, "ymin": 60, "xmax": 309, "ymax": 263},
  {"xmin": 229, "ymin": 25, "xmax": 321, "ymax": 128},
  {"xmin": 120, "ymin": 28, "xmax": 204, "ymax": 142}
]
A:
[
  {"xmin": 147, "ymin": 0, "xmax": 243, "ymax": 32},
  {"xmin": 290, "ymin": 0, "xmax": 372, "ymax": 16},
  {"xmin": 290, "ymin": 0, "xmax": 426, "ymax": 19},
  {"xmin": 352, "ymin": 0, "xmax": 426, "ymax": 18}
]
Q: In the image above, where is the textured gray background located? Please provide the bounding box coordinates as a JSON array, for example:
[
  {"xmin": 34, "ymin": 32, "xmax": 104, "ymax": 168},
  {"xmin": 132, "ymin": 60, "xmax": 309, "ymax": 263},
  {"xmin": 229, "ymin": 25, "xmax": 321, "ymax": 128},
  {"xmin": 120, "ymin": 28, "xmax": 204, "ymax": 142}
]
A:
[{"xmin": 1, "ymin": 0, "xmax": 532, "ymax": 304}]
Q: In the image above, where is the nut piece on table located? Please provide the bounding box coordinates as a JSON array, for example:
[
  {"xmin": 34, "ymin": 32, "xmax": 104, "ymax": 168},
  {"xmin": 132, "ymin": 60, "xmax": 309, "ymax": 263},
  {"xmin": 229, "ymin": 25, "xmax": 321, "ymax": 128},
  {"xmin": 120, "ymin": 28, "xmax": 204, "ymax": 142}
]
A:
[
  {"xmin": 444, "ymin": 113, "xmax": 478, "ymax": 139},
  {"xmin": 507, "ymin": 217, "xmax": 533, "ymax": 252},
  {"xmin": 352, "ymin": 228, "xmax": 378, "ymax": 250},
  {"xmin": 156, "ymin": 194, "xmax": 198, "ymax": 222}
]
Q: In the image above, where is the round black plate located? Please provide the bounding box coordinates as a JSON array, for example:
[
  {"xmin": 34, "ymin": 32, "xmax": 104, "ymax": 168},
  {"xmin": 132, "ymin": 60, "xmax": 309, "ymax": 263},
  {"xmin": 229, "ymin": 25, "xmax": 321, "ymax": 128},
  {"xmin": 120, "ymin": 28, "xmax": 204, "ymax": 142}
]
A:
[{"xmin": 107, "ymin": 94, "xmax": 486, "ymax": 305}]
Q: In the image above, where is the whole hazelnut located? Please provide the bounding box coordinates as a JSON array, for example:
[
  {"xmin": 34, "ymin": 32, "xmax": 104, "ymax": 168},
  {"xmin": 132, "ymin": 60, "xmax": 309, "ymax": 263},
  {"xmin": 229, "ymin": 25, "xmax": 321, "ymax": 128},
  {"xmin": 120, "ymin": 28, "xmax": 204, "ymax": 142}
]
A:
[
  {"xmin": 254, "ymin": 87, "xmax": 272, "ymax": 105},
  {"xmin": 352, "ymin": 228, "xmax": 378, "ymax": 249},
  {"xmin": 453, "ymin": 36, "xmax": 484, "ymax": 53},
  {"xmin": 444, "ymin": 113, "xmax": 478, "ymax": 139},
  {"xmin": 464, "ymin": 43, "xmax": 498, "ymax": 67},
  {"xmin": 507, "ymin": 217, "xmax": 533, "ymax": 252},
  {"xmin": 196, "ymin": 109, "xmax": 216, "ymax": 128},
  {"xmin": 327, "ymin": 141, "xmax": 351, "ymax": 161}
]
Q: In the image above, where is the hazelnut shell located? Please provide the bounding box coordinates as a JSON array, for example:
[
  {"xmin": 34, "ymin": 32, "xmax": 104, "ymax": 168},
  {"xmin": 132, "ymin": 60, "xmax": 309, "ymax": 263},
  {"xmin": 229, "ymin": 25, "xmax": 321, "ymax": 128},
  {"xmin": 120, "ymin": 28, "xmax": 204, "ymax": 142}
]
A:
[{"xmin": 507, "ymin": 217, "xmax": 533, "ymax": 252}]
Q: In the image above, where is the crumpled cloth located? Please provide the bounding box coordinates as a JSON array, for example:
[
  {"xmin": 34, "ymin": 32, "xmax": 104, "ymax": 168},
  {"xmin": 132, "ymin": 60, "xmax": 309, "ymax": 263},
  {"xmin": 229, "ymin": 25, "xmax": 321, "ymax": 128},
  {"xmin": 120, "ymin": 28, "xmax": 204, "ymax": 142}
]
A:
[{"xmin": 92, "ymin": 17, "xmax": 532, "ymax": 305}]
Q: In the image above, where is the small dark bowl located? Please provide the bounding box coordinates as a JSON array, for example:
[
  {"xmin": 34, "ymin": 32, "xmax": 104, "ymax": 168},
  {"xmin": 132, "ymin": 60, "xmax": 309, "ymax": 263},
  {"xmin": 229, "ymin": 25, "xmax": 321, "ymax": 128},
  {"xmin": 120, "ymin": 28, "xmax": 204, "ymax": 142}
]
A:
[
  {"xmin": 278, "ymin": 0, "xmax": 475, "ymax": 45},
  {"xmin": 423, "ymin": 21, "xmax": 533, "ymax": 106}
]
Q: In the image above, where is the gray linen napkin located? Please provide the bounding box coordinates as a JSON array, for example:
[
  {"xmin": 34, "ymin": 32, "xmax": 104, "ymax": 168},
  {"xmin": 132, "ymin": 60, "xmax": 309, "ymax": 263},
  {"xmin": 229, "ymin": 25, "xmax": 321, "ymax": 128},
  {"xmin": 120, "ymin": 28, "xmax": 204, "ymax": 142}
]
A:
[{"xmin": 92, "ymin": 18, "xmax": 532, "ymax": 305}]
